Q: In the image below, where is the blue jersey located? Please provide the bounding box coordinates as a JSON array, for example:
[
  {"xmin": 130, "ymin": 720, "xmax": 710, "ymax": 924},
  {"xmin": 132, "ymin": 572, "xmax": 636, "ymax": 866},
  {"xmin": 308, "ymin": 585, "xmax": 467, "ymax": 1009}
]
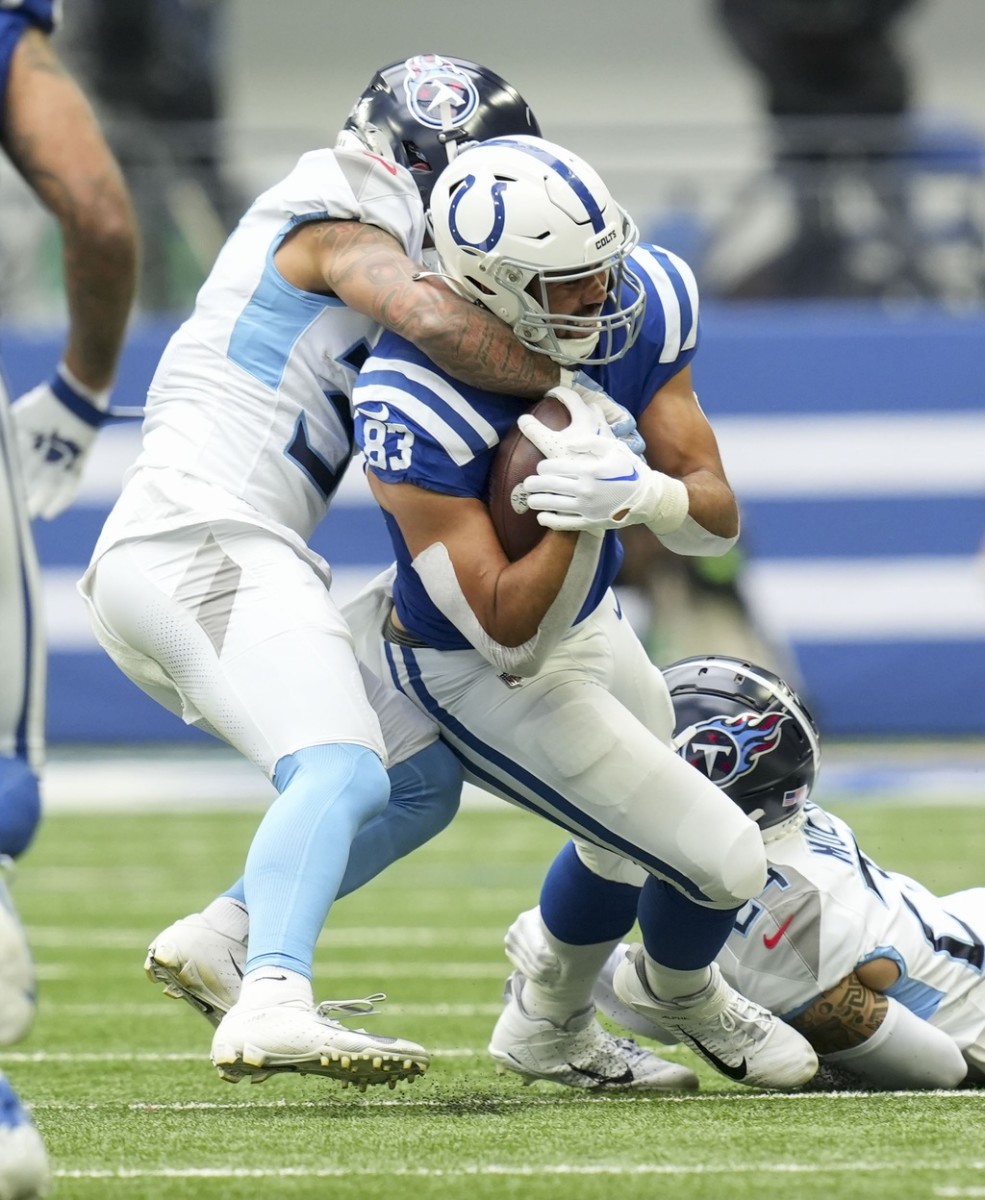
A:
[
  {"xmin": 353, "ymin": 242, "xmax": 700, "ymax": 650},
  {"xmin": 0, "ymin": 2, "xmax": 58, "ymax": 116}
]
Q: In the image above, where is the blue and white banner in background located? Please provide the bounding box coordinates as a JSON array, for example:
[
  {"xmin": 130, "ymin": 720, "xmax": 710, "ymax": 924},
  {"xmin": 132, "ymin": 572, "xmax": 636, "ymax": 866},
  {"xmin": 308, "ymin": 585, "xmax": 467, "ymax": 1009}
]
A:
[{"xmin": 5, "ymin": 305, "xmax": 985, "ymax": 741}]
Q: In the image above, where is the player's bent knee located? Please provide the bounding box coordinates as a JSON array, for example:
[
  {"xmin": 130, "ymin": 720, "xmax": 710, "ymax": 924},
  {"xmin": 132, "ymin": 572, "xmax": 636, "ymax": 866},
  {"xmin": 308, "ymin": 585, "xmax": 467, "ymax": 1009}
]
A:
[
  {"xmin": 388, "ymin": 741, "xmax": 463, "ymax": 838},
  {"xmin": 701, "ymin": 819, "xmax": 768, "ymax": 908},
  {"xmin": 0, "ymin": 758, "xmax": 41, "ymax": 859},
  {"xmin": 274, "ymin": 743, "xmax": 390, "ymax": 824}
]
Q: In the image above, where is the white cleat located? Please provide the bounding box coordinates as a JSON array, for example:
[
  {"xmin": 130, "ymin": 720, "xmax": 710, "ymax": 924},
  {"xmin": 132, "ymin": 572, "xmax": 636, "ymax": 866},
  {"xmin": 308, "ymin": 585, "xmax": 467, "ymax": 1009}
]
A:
[
  {"xmin": 144, "ymin": 914, "xmax": 245, "ymax": 1028},
  {"xmin": 594, "ymin": 943, "xmax": 679, "ymax": 1045},
  {"xmin": 0, "ymin": 1073, "xmax": 50, "ymax": 1200},
  {"xmin": 0, "ymin": 859, "xmax": 35, "ymax": 1047},
  {"xmin": 210, "ymin": 995, "xmax": 430, "ymax": 1091},
  {"xmin": 489, "ymin": 972, "xmax": 699, "ymax": 1091},
  {"xmin": 612, "ymin": 946, "xmax": 818, "ymax": 1090}
]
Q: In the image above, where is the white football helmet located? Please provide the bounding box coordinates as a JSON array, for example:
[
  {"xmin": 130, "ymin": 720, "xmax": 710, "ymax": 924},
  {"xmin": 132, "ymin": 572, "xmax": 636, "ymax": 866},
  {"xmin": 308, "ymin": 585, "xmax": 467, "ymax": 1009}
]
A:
[{"xmin": 428, "ymin": 135, "xmax": 645, "ymax": 365}]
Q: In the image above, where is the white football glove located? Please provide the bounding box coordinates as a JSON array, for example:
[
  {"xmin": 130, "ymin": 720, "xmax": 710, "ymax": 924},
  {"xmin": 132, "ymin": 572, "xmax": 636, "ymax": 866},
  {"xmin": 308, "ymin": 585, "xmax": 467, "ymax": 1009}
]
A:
[
  {"xmin": 570, "ymin": 376, "xmax": 647, "ymax": 459},
  {"xmin": 524, "ymin": 440, "xmax": 690, "ymax": 536},
  {"xmin": 11, "ymin": 365, "xmax": 110, "ymax": 519},
  {"xmin": 515, "ymin": 384, "xmax": 613, "ymax": 460}
]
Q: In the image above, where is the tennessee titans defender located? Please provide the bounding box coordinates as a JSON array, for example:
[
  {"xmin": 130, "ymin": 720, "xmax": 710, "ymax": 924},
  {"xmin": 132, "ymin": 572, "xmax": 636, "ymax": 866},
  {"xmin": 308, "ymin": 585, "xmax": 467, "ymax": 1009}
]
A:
[
  {"xmin": 345, "ymin": 135, "xmax": 818, "ymax": 1091},
  {"xmin": 513, "ymin": 655, "xmax": 983, "ymax": 1090},
  {"xmin": 79, "ymin": 56, "xmax": 628, "ymax": 1092},
  {"xmin": 1, "ymin": 1, "xmax": 137, "ymax": 1193}
]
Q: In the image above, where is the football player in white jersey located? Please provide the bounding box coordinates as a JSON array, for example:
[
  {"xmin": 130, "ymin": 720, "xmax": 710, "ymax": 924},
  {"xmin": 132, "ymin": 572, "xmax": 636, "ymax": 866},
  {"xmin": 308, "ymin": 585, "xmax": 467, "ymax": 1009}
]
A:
[
  {"xmin": 78, "ymin": 55, "xmax": 632, "ymax": 1092},
  {"xmin": 1, "ymin": 1, "xmax": 138, "ymax": 1193},
  {"xmin": 507, "ymin": 655, "xmax": 982, "ymax": 1091},
  {"xmin": 344, "ymin": 135, "xmax": 818, "ymax": 1091}
]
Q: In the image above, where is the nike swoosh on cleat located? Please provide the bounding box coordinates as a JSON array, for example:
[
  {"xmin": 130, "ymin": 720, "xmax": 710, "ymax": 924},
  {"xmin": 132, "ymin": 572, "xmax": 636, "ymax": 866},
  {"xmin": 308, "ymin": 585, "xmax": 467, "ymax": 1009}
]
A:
[
  {"xmin": 566, "ymin": 1062, "xmax": 635, "ymax": 1086},
  {"xmin": 228, "ymin": 950, "xmax": 245, "ymax": 979},
  {"xmin": 685, "ymin": 1034, "xmax": 748, "ymax": 1081},
  {"xmin": 763, "ymin": 915, "xmax": 793, "ymax": 950}
]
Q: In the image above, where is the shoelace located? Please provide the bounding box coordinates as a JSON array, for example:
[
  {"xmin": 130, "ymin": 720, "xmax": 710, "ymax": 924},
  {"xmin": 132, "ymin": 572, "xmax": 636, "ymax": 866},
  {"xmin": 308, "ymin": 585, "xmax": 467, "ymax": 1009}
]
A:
[{"xmin": 315, "ymin": 992, "xmax": 387, "ymax": 1024}]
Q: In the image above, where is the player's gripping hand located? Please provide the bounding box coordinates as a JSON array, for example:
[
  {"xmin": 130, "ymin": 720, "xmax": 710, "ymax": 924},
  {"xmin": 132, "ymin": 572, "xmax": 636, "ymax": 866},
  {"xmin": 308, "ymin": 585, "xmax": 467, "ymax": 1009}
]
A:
[
  {"xmin": 516, "ymin": 385, "xmax": 613, "ymax": 459},
  {"xmin": 569, "ymin": 376, "xmax": 646, "ymax": 459},
  {"xmin": 524, "ymin": 440, "xmax": 690, "ymax": 536},
  {"xmin": 11, "ymin": 365, "xmax": 110, "ymax": 519}
]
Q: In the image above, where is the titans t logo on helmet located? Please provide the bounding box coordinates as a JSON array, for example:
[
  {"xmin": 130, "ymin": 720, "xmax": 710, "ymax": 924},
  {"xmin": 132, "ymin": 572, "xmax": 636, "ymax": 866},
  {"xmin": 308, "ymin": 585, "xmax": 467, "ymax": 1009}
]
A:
[
  {"xmin": 679, "ymin": 711, "xmax": 790, "ymax": 787},
  {"xmin": 402, "ymin": 55, "xmax": 480, "ymax": 130}
]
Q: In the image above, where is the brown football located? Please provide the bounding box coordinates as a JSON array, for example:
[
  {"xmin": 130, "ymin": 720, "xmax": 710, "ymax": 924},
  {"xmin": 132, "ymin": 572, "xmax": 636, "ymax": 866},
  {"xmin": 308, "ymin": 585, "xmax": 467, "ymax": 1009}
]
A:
[{"xmin": 487, "ymin": 393, "xmax": 571, "ymax": 561}]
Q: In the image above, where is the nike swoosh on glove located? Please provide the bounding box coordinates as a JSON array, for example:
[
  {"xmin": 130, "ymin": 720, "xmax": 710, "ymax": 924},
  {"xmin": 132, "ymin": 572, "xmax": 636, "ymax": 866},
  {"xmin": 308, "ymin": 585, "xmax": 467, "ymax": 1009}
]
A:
[
  {"xmin": 11, "ymin": 366, "xmax": 110, "ymax": 519},
  {"xmin": 523, "ymin": 438, "xmax": 690, "ymax": 536}
]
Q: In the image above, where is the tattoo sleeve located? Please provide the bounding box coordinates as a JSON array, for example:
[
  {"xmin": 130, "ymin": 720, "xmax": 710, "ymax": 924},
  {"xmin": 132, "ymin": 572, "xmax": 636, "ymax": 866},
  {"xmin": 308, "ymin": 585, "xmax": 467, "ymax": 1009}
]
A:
[
  {"xmin": 317, "ymin": 220, "xmax": 561, "ymax": 399},
  {"xmin": 789, "ymin": 972, "xmax": 890, "ymax": 1054}
]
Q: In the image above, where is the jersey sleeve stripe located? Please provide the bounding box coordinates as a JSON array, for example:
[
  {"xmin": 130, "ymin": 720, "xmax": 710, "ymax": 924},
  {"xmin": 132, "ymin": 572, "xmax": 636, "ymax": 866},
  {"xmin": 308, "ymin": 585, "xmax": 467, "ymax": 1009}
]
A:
[
  {"xmin": 664, "ymin": 249, "xmax": 700, "ymax": 351},
  {"xmin": 631, "ymin": 248, "xmax": 699, "ymax": 362},
  {"xmin": 355, "ymin": 373, "xmax": 490, "ymax": 467},
  {"xmin": 365, "ymin": 357, "xmax": 501, "ymax": 446}
]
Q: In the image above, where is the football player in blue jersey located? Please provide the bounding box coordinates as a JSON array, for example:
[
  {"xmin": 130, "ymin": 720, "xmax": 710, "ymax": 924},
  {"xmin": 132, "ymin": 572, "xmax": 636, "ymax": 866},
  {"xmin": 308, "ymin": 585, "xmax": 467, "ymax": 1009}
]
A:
[
  {"xmin": 338, "ymin": 134, "xmax": 818, "ymax": 1091},
  {"xmin": 0, "ymin": 1, "xmax": 138, "ymax": 1193},
  {"xmin": 510, "ymin": 655, "xmax": 982, "ymax": 1091},
  {"xmin": 84, "ymin": 55, "xmax": 653, "ymax": 1092}
]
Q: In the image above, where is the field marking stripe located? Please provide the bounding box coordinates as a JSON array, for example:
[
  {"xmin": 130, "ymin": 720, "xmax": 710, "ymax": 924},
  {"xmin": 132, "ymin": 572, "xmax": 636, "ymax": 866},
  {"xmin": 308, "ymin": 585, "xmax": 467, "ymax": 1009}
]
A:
[
  {"xmin": 52, "ymin": 1161, "xmax": 985, "ymax": 1179},
  {"xmin": 38, "ymin": 1003, "xmax": 506, "ymax": 1018},
  {"xmin": 24, "ymin": 1087, "xmax": 983, "ymax": 1107}
]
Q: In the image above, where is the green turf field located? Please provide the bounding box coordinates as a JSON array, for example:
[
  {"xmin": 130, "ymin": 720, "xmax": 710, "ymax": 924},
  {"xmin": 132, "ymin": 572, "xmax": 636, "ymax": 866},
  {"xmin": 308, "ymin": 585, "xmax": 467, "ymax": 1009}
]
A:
[{"xmin": 4, "ymin": 787, "xmax": 985, "ymax": 1200}]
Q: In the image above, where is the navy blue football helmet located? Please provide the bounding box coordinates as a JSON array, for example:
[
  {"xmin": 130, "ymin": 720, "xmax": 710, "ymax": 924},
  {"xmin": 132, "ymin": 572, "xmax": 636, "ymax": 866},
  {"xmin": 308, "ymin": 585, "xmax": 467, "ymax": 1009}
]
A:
[
  {"xmin": 663, "ymin": 656, "xmax": 820, "ymax": 832},
  {"xmin": 338, "ymin": 54, "xmax": 541, "ymax": 206}
]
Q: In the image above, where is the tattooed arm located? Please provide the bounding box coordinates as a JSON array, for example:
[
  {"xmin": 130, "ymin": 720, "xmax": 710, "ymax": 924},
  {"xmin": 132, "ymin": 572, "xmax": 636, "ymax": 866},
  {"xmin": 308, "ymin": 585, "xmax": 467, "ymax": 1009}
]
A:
[
  {"xmin": 790, "ymin": 971, "xmax": 967, "ymax": 1090},
  {"xmin": 1, "ymin": 28, "xmax": 137, "ymax": 391},
  {"xmin": 274, "ymin": 217, "xmax": 561, "ymax": 399},
  {"xmin": 789, "ymin": 972, "xmax": 889, "ymax": 1053}
]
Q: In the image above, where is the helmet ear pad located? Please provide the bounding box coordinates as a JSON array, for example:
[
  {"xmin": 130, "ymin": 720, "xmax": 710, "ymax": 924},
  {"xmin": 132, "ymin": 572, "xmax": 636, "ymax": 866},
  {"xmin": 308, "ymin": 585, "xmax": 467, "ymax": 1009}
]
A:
[
  {"xmin": 340, "ymin": 55, "xmax": 541, "ymax": 207},
  {"xmin": 663, "ymin": 656, "xmax": 821, "ymax": 832}
]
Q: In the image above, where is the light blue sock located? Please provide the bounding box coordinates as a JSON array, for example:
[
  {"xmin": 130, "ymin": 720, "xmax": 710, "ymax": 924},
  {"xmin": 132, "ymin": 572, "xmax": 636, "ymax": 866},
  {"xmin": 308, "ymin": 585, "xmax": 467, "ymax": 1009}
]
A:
[
  {"xmin": 0, "ymin": 757, "xmax": 41, "ymax": 859},
  {"xmin": 338, "ymin": 741, "xmax": 462, "ymax": 897},
  {"xmin": 221, "ymin": 740, "xmax": 462, "ymax": 909},
  {"xmin": 243, "ymin": 743, "xmax": 388, "ymax": 977}
]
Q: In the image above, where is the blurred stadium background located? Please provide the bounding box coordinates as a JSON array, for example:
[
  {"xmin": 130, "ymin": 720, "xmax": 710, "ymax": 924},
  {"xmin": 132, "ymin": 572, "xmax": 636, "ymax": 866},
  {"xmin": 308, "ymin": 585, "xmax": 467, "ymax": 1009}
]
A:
[{"xmin": 1, "ymin": 0, "xmax": 984, "ymax": 751}]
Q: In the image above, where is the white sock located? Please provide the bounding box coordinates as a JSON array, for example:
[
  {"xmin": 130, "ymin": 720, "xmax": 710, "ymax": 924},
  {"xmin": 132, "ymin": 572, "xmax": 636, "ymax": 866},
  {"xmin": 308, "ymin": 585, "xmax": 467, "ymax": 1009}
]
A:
[
  {"xmin": 521, "ymin": 923, "xmax": 618, "ymax": 1024},
  {"xmin": 642, "ymin": 958, "xmax": 712, "ymax": 1002},
  {"xmin": 200, "ymin": 896, "xmax": 249, "ymax": 943},
  {"xmin": 238, "ymin": 967, "xmax": 312, "ymax": 1010}
]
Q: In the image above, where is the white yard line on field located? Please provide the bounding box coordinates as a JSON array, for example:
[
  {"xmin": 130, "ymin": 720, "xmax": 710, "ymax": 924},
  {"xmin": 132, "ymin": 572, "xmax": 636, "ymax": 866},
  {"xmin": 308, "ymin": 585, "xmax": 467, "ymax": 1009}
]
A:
[{"xmin": 51, "ymin": 1161, "xmax": 985, "ymax": 1180}]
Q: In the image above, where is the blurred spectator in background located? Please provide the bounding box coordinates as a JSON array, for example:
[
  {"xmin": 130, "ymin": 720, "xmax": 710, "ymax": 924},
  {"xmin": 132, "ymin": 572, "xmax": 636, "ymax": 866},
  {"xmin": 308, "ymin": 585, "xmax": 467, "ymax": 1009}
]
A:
[
  {"xmin": 59, "ymin": 0, "xmax": 241, "ymax": 311},
  {"xmin": 710, "ymin": 0, "xmax": 934, "ymax": 300}
]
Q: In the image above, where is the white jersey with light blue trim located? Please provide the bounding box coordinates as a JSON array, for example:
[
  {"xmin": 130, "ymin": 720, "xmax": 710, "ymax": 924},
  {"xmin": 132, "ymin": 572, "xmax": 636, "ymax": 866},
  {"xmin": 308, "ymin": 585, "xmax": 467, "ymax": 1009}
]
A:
[
  {"xmin": 352, "ymin": 241, "xmax": 699, "ymax": 649},
  {"xmin": 718, "ymin": 802, "xmax": 985, "ymax": 1049},
  {"xmin": 96, "ymin": 148, "xmax": 425, "ymax": 557}
]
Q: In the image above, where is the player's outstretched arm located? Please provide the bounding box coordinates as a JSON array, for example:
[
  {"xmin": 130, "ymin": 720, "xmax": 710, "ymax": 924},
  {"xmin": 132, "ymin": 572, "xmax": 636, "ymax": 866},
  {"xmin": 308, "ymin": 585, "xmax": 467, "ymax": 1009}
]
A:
[
  {"xmin": 1, "ymin": 28, "xmax": 137, "ymax": 392},
  {"xmin": 277, "ymin": 218, "xmax": 560, "ymax": 399},
  {"xmin": 790, "ymin": 971, "xmax": 967, "ymax": 1090}
]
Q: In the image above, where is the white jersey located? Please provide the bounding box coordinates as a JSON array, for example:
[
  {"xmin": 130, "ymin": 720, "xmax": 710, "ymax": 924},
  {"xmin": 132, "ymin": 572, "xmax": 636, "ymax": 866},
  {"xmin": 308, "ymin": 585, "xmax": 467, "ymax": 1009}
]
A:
[
  {"xmin": 91, "ymin": 147, "xmax": 425, "ymax": 569},
  {"xmin": 719, "ymin": 803, "xmax": 985, "ymax": 1052}
]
